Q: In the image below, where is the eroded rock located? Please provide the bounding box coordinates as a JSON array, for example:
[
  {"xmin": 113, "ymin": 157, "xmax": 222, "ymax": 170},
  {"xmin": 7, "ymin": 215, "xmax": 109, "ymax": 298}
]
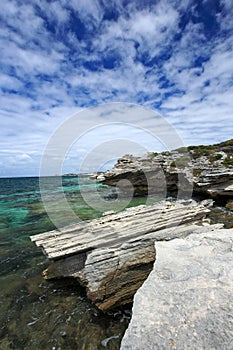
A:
[
  {"xmin": 98, "ymin": 140, "xmax": 233, "ymax": 200},
  {"xmin": 31, "ymin": 200, "xmax": 212, "ymax": 311}
]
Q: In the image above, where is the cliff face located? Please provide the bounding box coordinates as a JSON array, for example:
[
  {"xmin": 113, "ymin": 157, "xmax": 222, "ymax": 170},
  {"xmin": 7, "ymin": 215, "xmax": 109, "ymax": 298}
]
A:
[{"xmin": 98, "ymin": 139, "xmax": 233, "ymax": 202}]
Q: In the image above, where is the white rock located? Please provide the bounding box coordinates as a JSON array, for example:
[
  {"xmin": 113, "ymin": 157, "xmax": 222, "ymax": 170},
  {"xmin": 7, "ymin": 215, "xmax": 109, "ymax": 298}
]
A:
[{"xmin": 121, "ymin": 227, "xmax": 233, "ymax": 350}]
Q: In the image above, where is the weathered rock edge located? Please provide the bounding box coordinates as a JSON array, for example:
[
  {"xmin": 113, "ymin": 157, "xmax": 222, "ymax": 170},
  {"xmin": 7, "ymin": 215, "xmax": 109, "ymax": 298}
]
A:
[
  {"xmin": 97, "ymin": 148, "xmax": 233, "ymax": 199},
  {"xmin": 30, "ymin": 199, "xmax": 212, "ymax": 311},
  {"xmin": 120, "ymin": 226, "xmax": 233, "ymax": 350}
]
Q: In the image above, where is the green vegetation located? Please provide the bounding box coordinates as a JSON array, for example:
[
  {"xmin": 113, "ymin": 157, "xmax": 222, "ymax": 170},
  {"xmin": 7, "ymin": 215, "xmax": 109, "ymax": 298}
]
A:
[
  {"xmin": 188, "ymin": 139, "xmax": 233, "ymax": 161},
  {"xmin": 170, "ymin": 156, "xmax": 190, "ymax": 168},
  {"xmin": 193, "ymin": 169, "xmax": 203, "ymax": 176},
  {"xmin": 161, "ymin": 151, "xmax": 170, "ymax": 156},
  {"xmin": 189, "ymin": 144, "xmax": 216, "ymax": 158},
  {"xmin": 175, "ymin": 146, "xmax": 188, "ymax": 154},
  {"xmin": 215, "ymin": 153, "xmax": 223, "ymax": 160},
  {"xmin": 147, "ymin": 139, "xmax": 233, "ymax": 164},
  {"xmin": 218, "ymin": 139, "xmax": 233, "ymax": 147},
  {"xmin": 207, "ymin": 153, "xmax": 223, "ymax": 164},
  {"xmin": 223, "ymin": 157, "xmax": 233, "ymax": 166},
  {"xmin": 148, "ymin": 152, "xmax": 159, "ymax": 157}
]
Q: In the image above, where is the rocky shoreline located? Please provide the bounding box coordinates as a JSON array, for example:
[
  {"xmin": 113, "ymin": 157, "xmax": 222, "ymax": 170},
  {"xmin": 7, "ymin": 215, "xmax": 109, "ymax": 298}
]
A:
[
  {"xmin": 97, "ymin": 139, "xmax": 233, "ymax": 204},
  {"xmin": 30, "ymin": 139, "xmax": 233, "ymax": 349}
]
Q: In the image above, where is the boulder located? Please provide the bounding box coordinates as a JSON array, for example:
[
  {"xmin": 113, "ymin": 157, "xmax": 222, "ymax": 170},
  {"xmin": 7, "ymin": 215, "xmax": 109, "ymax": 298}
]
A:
[{"xmin": 121, "ymin": 226, "xmax": 233, "ymax": 350}]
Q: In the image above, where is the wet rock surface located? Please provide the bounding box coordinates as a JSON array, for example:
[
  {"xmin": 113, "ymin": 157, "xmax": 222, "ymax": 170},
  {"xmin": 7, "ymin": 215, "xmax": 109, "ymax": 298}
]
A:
[{"xmin": 120, "ymin": 226, "xmax": 233, "ymax": 350}]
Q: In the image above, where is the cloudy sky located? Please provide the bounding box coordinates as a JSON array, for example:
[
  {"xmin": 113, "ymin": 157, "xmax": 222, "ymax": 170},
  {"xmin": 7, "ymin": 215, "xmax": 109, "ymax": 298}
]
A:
[{"xmin": 1, "ymin": 0, "xmax": 233, "ymax": 176}]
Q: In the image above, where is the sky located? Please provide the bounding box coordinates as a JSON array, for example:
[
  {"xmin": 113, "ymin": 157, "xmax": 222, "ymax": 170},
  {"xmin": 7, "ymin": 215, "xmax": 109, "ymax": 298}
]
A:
[{"xmin": 0, "ymin": 0, "xmax": 233, "ymax": 176}]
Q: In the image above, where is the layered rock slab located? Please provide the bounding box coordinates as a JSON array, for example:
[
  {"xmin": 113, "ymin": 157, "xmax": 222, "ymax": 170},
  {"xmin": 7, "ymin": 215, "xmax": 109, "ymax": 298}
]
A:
[
  {"xmin": 121, "ymin": 227, "xmax": 233, "ymax": 350},
  {"xmin": 30, "ymin": 200, "xmax": 211, "ymax": 311},
  {"xmin": 98, "ymin": 153, "xmax": 233, "ymax": 199}
]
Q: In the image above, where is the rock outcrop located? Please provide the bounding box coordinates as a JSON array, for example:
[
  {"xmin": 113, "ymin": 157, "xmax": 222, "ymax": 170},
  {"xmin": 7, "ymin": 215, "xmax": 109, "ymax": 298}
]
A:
[
  {"xmin": 30, "ymin": 199, "xmax": 211, "ymax": 311},
  {"xmin": 121, "ymin": 226, "xmax": 233, "ymax": 350},
  {"xmin": 97, "ymin": 139, "xmax": 233, "ymax": 200}
]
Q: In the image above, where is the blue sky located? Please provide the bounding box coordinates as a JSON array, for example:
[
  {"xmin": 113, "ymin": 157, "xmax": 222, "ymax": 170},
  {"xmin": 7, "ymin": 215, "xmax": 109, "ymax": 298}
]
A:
[{"xmin": 0, "ymin": 0, "xmax": 233, "ymax": 176}]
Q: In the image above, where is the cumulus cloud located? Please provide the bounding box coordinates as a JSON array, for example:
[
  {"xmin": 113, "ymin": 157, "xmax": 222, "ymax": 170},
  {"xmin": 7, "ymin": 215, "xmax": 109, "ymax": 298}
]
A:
[{"xmin": 0, "ymin": 0, "xmax": 233, "ymax": 176}]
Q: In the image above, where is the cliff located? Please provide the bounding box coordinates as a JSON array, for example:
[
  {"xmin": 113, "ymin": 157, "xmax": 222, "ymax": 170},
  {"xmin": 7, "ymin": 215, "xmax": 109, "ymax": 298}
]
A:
[{"xmin": 97, "ymin": 139, "xmax": 233, "ymax": 202}]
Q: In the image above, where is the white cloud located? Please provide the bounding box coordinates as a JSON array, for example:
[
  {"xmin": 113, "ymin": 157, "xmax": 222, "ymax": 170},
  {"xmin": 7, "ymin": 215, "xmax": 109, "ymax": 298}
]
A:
[{"xmin": 0, "ymin": 0, "xmax": 233, "ymax": 176}]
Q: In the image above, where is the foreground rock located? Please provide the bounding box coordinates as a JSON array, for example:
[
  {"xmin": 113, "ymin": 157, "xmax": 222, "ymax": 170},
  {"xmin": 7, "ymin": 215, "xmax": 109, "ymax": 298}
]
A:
[
  {"xmin": 30, "ymin": 199, "xmax": 211, "ymax": 311},
  {"xmin": 121, "ymin": 226, "xmax": 233, "ymax": 350}
]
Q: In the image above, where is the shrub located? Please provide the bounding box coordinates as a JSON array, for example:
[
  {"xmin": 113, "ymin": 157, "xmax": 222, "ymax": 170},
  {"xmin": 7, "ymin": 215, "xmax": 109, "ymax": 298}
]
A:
[
  {"xmin": 193, "ymin": 169, "xmax": 202, "ymax": 176},
  {"xmin": 175, "ymin": 146, "xmax": 188, "ymax": 154},
  {"xmin": 215, "ymin": 153, "xmax": 223, "ymax": 160},
  {"xmin": 149, "ymin": 152, "xmax": 159, "ymax": 157},
  {"xmin": 223, "ymin": 157, "xmax": 233, "ymax": 166},
  {"xmin": 171, "ymin": 156, "xmax": 190, "ymax": 168}
]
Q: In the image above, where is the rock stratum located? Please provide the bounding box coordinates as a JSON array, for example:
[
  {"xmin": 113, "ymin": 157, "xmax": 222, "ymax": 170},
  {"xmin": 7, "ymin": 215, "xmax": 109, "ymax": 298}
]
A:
[
  {"xmin": 97, "ymin": 139, "xmax": 233, "ymax": 201},
  {"xmin": 121, "ymin": 226, "xmax": 233, "ymax": 350},
  {"xmin": 30, "ymin": 199, "xmax": 211, "ymax": 311}
]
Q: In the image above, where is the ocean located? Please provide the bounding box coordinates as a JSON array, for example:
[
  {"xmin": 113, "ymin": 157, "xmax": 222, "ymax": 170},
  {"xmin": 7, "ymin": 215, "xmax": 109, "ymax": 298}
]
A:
[
  {"xmin": 0, "ymin": 175, "xmax": 149, "ymax": 350},
  {"xmin": 1, "ymin": 176, "xmax": 232, "ymax": 350}
]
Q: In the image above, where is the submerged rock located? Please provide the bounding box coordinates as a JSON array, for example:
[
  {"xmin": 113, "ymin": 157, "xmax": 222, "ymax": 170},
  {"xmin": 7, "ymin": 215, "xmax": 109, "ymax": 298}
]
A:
[{"xmin": 120, "ymin": 226, "xmax": 233, "ymax": 350}]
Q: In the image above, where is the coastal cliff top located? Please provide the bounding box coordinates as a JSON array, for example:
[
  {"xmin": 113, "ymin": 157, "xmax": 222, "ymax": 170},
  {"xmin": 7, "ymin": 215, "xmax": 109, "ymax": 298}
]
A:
[{"xmin": 112, "ymin": 138, "xmax": 233, "ymax": 171}]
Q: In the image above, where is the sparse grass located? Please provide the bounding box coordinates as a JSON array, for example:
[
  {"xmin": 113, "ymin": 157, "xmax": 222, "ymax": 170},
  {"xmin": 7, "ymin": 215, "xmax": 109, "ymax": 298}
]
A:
[
  {"xmin": 193, "ymin": 169, "xmax": 202, "ymax": 176},
  {"xmin": 174, "ymin": 146, "xmax": 188, "ymax": 154},
  {"xmin": 177, "ymin": 156, "xmax": 190, "ymax": 167},
  {"xmin": 223, "ymin": 157, "xmax": 233, "ymax": 166},
  {"xmin": 220, "ymin": 139, "xmax": 233, "ymax": 146},
  {"xmin": 170, "ymin": 156, "xmax": 190, "ymax": 168}
]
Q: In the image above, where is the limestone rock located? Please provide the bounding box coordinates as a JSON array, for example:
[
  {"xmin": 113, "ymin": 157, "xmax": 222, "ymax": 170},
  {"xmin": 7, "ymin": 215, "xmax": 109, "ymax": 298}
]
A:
[
  {"xmin": 121, "ymin": 227, "xmax": 233, "ymax": 350},
  {"xmin": 98, "ymin": 140, "xmax": 233, "ymax": 199},
  {"xmin": 42, "ymin": 236, "xmax": 156, "ymax": 311},
  {"xmin": 31, "ymin": 199, "xmax": 211, "ymax": 260},
  {"xmin": 96, "ymin": 174, "xmax": 106, "ymax": 181},
  {"xmin": 31, "ymin": 200, "xmax": 212, "ymax": 311},
  {"xmin": 196, "ymin": 170, "xmax": 233, "ymax": 196}
]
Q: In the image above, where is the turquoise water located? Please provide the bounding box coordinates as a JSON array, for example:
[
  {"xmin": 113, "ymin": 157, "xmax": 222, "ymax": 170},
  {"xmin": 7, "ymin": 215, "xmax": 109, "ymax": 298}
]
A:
[
  {"xmin": 1, "ymin": 176, "xmax": 232, "ymax": 349},
  {"xmin": 0, "ymin": 175, "xmax": 152, "ymax": 350}
]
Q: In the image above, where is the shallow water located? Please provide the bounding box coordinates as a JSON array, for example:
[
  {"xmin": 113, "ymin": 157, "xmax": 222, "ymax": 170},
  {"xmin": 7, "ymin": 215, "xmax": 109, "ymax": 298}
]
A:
[
  {"xmin": 2, "ymin": 176, "xmax": 231, "ymax": 349},
  {"xmin": 0, "ymin": 176, "xmax": 154, "ymax": 350}
]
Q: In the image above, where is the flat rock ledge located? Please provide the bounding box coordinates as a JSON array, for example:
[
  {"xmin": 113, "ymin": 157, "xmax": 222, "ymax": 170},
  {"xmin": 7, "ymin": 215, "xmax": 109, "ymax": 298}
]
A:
[
  {"xmin": 121, "ymin": 226, "xmax": 233, "ymax": 350},
  {"xmin": 30, "ymin": 199, "xmax": 211, "ymax": 311}
]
